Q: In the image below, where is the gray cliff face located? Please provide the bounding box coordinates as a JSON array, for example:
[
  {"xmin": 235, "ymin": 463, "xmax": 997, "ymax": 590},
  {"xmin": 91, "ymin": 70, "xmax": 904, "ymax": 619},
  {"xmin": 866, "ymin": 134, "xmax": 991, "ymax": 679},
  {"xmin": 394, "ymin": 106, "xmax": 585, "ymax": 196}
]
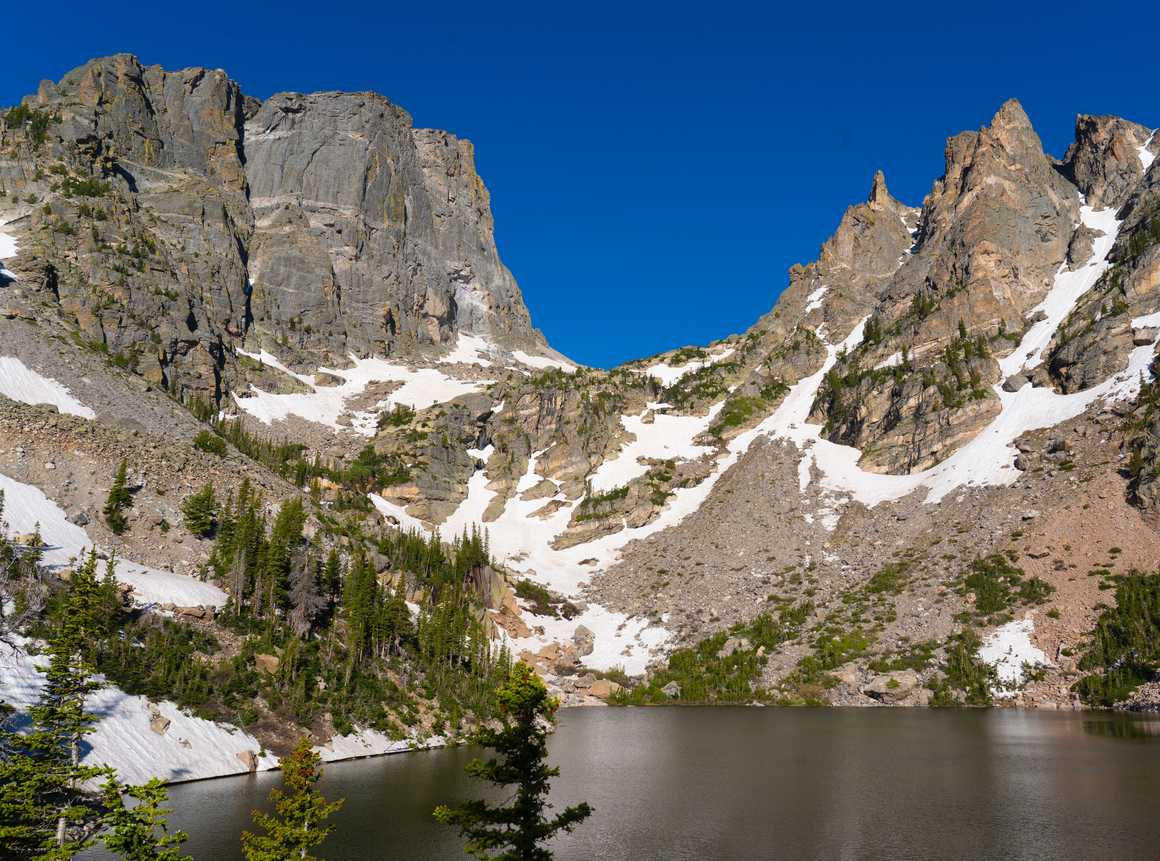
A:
[
  {"xmin": 1, "ymin": 54, "xmax": 543, "ymax": 401},
  {"xmin": 244, "ymin": 92, "xmax": 535, "ymax": 355}
]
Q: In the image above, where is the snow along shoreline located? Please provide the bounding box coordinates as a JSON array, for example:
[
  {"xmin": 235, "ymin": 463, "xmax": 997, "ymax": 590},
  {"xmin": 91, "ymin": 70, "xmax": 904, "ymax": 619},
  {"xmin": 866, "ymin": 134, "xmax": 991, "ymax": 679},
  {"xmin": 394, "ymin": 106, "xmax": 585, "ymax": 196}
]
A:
[{"xmin": 0, "ymin": 636, "xmax": 444, "ymax": 785}]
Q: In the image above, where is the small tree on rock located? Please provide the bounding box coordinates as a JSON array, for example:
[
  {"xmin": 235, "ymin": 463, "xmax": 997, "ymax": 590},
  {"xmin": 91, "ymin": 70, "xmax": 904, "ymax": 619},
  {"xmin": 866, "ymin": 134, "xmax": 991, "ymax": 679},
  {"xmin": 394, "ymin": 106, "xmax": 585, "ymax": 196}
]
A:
[
  {"xmin": 241, "ymin": 738, "xmax": 343, "ymax": 861},
  {"xmin": 435, "ymin": 662, "xmax": 592, "ymax": 861},
  {"xmin": 103, "ymin": 460, "xmax": 133, "ymax": 536},
  {"xmin": 180, "ymin": 484, "xmax": 218, "ymax": 538}
]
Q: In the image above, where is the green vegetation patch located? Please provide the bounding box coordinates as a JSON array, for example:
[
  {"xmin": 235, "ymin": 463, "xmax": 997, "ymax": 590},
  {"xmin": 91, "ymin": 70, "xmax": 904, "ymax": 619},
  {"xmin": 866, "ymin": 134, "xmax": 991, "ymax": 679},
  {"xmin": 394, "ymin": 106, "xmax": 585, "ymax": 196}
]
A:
[
  {"xmin": 614, "ymin": 603, "xmax": 812, "ymax": 705},
  {"xmin": 1074, "ymin": 571, "xmax": 1160, "ymax": 707}
]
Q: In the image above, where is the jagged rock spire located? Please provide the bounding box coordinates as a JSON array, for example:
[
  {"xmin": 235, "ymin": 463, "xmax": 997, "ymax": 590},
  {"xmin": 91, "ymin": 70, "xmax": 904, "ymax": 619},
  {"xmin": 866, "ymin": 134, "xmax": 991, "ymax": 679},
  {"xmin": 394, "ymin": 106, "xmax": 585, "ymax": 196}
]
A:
[{"xmin": 868, "ymin": 170, "xmax": 891, "ymax": 210}]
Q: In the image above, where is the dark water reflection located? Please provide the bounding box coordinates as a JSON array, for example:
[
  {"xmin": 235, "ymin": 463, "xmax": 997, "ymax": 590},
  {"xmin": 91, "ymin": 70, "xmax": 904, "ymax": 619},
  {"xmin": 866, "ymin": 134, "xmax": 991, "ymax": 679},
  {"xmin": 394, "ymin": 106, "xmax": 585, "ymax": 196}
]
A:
[{"xmin": 138, "ymin": 709, "xmax": 1160, "ymax": 860}]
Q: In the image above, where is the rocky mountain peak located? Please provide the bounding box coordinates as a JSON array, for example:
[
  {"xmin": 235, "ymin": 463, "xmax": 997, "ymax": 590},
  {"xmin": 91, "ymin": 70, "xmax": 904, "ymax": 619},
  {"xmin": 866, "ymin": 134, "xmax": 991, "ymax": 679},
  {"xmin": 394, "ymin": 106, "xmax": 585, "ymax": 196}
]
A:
[
  {"xmin": 1, "ymin": 54, "xmax": 550, "ymax": 403},
  {"xmin": 867, "ymin": 169, "xmax": 892, "ymax": 210},
  {"xmin": 1063, "ymin": 113, "xmax": 1154, "ymax": 209}
]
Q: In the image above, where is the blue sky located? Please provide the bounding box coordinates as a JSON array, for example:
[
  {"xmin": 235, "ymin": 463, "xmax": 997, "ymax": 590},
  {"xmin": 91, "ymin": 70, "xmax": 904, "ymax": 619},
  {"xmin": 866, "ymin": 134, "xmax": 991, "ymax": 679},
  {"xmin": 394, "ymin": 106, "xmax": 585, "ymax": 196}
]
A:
[{"xmin": 3, "ymin": 2, "xmax": 1156, "ymax": 367}]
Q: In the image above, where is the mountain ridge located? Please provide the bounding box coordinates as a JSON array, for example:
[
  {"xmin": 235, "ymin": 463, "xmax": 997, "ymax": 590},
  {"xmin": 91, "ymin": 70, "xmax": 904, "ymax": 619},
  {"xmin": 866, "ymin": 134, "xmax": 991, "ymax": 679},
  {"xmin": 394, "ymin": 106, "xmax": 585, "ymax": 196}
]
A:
[{"xmin": 2, "ymin": 58, "xmax": 1159, "ymax": 785}]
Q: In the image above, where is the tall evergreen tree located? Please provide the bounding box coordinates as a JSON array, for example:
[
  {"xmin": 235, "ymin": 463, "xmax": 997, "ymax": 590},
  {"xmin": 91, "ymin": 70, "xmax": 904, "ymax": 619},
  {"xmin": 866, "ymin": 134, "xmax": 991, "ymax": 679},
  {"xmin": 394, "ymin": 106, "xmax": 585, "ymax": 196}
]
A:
[
  {"xmin": 240, "ymin": 738, "xmax": 344, "ymax": 861},
  {"xmin": 0, "ymin": 554, "xmax": 111, "ymax": 858},
  {"xmin": 434, "ymin": 662, "xmax": 591, "ymax": 861},
  {"xmin": 262, "ymin": 498, "xmax": 307, "ymax": 619},
  {"xmin": 100, "ymin": 778, "xmax": 190, "ymax": 861},
  {"xmin": 103, "ymin": 460, "xmax": 133, "ymax": 536}
]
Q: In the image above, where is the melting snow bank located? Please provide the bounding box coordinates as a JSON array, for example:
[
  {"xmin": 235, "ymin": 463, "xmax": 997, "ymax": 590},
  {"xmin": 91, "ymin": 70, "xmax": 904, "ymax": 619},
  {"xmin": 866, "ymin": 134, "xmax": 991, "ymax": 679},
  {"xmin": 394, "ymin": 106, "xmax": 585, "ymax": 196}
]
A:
[
  {"xmin": 804, "ymin": 285, "xmax": 828, "ymax": 313},
  {"xmin": 999, "ymin": 206, "xmax": 1121, "ymax": 377},
  {"xmin": 646, "ymin": 347, "xmax": 735, "ymax": 387},
  {"xmin": 232, "ymin": 351, "xmax": 488, "ymax": 436},
  {"xmin": 439, "ymin": 333, "xmax": 496, "ymax": 367},
  {"xmin": 0, "ymin": 637, "xmax": 278, "ymax": 784},
  {"xmin": 977, "ymin": 618, "xmax": 1050, "ymax": 698},
  {"xmin": 0, "ymin": 637, "xmax": 440, "ymax": 784},
  {"xmin": 511, "ymin": 349, "xmax": 577, "ymax": 373},
  {"xmin": 0, "ymin": 471, "xmax": 227, "ymax": 608},
  {"xmin": 1140, "ymin": 130, "xmax": 1156, "ymax": 171},
  {"xmin": 587, "ymin": 402, "xmax": 720, "ymax": 494},
  {"xmin": 0, "ymin": 220, "xmax": 18, "ymax": 280},
  {"xmin": 0, "ymin": 356, "xmax": 96, "ymax": 418}
]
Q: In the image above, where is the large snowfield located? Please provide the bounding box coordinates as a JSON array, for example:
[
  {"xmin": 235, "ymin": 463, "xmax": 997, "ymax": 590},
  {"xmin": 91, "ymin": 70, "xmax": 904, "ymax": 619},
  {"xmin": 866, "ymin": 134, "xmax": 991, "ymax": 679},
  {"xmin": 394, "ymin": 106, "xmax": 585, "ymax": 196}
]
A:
[{"xmin": 0, "ymin": 356, "xmax": 97, "ymax": 419}]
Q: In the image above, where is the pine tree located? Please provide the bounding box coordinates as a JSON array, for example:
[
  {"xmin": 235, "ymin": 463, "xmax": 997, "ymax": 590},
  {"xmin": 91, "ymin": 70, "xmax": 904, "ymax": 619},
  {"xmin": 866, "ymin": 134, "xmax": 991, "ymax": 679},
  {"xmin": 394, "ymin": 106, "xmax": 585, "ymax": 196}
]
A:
[
  {"xmin": 0, "ymin": 554, "xmax": 111, "ymax": 858},
  {"xmin": 180, "ymin": 484, "xmax": 218, "ymax": 538},
  {"xmin": 100, "ymin": 778, "xmax": 190, "ymax": 861},
  {"xmin": 103, "ymin": 460, "xmax": 133, "ymax": 536},
  {"xmin": 434, "ymin": 662, "xmax": 592, "ymax": 861},
  {"xmin": 261, "ymin": 498, "xmax": 306, "ymax": 619},
  {"xmin": 240, "ymin": 738, "xmax": 344, "ymax": 861}
]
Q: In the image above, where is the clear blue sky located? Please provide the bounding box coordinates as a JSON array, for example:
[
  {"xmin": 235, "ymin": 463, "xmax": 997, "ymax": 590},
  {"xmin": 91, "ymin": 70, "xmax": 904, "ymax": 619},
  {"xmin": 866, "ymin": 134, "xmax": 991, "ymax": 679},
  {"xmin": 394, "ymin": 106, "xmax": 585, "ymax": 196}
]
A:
[{"xmin": 3, "ymin": 2, "xmax": 1156, "ymax": 367}]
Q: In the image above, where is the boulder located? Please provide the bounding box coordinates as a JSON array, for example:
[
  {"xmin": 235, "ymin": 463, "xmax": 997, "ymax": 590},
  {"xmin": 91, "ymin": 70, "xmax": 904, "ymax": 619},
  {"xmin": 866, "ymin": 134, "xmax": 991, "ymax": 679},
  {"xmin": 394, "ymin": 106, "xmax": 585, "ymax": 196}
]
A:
[
  {"xmin": 1133, "ymin": 328, "xmax": 1159, "ymax": 346},
  {"xmin": 661, "ymin": 681, "xmax": 682, "ymax": 699},
  {"xmin": 235, "ymin": 750, "xmax": 259, "ymax": 772},
  {"xmin": 255, "ymin": 653, "xmax": 281, "ymax": 675},
  {"xmin": 1002, "ymin": 373, "xmax": 1030, "ymax": 393},
  {"xmin": 716, "ymin": 636, "xmax": 751, "ymax": 659},
  {"xmin": 173, "ymin": 605, "xmax": 214, "ymax": 623},
  {"xmin": 148, "ymin": 706, "xmax": 171, "ymax": 736},
  {"xmin": 572, "ymin": 625, "xmax": 595, "ymax": 657},
  {"xmin": 589, "ymin": 679, "xmax": 623, "ymax": 699},
  {"xmin": 861, "ymin": 670, "xmax": 920, "ymax": 704}
]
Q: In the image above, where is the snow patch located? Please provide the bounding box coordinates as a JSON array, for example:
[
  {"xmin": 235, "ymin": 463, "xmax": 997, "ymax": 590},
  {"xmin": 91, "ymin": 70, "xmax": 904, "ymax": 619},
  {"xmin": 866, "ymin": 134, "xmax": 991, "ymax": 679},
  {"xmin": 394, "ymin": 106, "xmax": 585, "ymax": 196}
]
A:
[
  {"xmin": 977, "ymin": 618, "xmax": 1049, "ymax": 696},
  {"xmin": 874, "ymin": 352, "xmax": 902, "ymax": 370},
  {"xmin": 0, "ymin": 637, "xmax": 279, "ymax": 784},
  {"xmin": 1131, "ymin": 311, "xmax": 1160, "ymax": 329},
  {"xmin": 0, "ymin": 357, "xmax": 96, "ymax": 418},
  {"xmin": 587, "ymin": 403, "xmax": 719, "ymax": 494},
  {"xmin": 804, "ymin": 285, "xmax": 828, "ymax": 313},
  {"xmin": 0, "ymin": 224, "xmax": 17, "ymax": 260},
  {"xmin": 999, "ymin": 205, "xmax": 1120, "ymax": 378},
  {"xmin": 511, "ymin": 350, "xmax": 577, "ymax": 373},
  {"xmin": 1140, "ymin": 130, "xmax": 1156, "ymax": 171},
  {"xmin": 232, "ymin": 351, "xmax": 488, "ymax": 436},
  {"xmin": 369, "ymin": 493, "xmax": 432, "ymax": 536},
  {"xmin": 0, "ymin": 472, "xmax": 227, "ymax": 608},
  {"xmin": 646, "ymin": 347, "xmax": 735, "ymax": 387},
  {"xmin": 440, "ymin": 333, "xmax": 496, "ymax": 367},
  {"xmin": 1, "ymin": 636, "xmax": 434, "ymax": 783}
]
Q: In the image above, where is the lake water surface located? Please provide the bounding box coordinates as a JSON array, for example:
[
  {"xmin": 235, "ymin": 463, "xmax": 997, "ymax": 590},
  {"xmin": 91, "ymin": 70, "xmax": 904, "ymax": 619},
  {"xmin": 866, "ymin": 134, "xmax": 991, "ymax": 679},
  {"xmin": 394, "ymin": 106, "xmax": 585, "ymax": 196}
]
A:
[{"xmin": 156, "ymin": 708, "xmax": 1160, "ymax": 860}]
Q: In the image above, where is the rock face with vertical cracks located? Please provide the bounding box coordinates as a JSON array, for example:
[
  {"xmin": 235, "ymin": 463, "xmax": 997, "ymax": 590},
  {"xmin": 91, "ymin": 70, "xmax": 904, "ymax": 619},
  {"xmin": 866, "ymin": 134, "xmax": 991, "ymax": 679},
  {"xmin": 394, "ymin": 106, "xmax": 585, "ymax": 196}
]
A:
[{"xmin": 1, "ymin": 54, "xmax": 545, "ymax": 402}]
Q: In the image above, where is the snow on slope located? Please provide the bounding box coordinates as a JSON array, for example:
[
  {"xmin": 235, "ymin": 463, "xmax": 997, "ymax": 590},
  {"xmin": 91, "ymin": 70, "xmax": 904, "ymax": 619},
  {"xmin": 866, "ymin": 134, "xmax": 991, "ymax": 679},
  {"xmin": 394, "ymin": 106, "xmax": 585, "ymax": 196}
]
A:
[
  {"xmin": 999, "ymin": 206, "xmax": 1120, "ymax": 377},
  {"xmin": 511, "ymin": 349, "xmax": 577, "ymax": 374},
  {"xmin": 1, "ymin": 636, "xmax": 435, "ymax": 783},
  {"xmin": 0, "ymin": 637, "xmax": 280, "ymax": 784},
  {"xmin": 646, "ymin": 347, "xmax": 735, "ymax": 387},
  {"xmin": 804, "ymin": 286, "xmax": 828, "ymax": 313},
  {"xmin": 587, "ymin": 403, "xmax": 720, "ymax": 494},
  {"xmin": 0, "ymin": 357, "xmax": 96, "ymax": 418},
  {"xmin": 785, "ymin": 203, "xmax": 1158, "ymax": 510},
  {"xmin": 977, "ymin": 618, "xmax": 1049, "ymax": 697},
  {"xmin": 0, "ymin": 222, "xmax": 17, "ymax": 281},
  {"xmin": 233, "ymin": 351, "xmax": 488, "ymax": 436},
  {"xmin": 440, "ymin": 333, "xmax": 496, "ymax": 367},
  {"xmin": 0, "ymin": 472, "xmax": 227, "ymax": 608},
  {"xmin": 1140, "ymin": 130, "xmax": 1156, "ymax": 171},
  {"xmin": 368, "ymin": 202, "xmax": 1151, "ymax": 671}
]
